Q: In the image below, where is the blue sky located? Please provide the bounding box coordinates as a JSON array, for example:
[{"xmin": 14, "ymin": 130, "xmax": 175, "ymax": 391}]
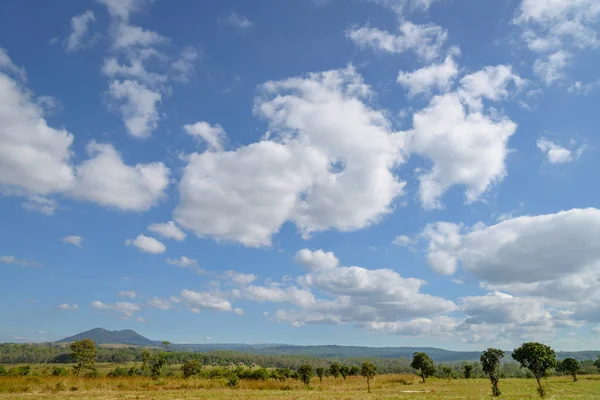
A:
[{"xmin": 1, "ymin": 0, "xmax": 600, "ymax": 351}]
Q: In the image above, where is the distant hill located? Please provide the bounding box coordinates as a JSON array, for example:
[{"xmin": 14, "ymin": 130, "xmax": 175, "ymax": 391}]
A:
[{"xmin": 56, "ymin": 328, "xmax": 157, "ymax": 346}]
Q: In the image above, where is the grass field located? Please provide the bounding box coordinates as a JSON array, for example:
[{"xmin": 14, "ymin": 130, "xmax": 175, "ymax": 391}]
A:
[{"xmin": 1, "ymin": 370, "xmax": 600, "ymax": 399}]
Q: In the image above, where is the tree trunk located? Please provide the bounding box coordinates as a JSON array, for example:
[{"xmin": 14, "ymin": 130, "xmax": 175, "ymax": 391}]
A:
[
  {"xmin": 535, "ymin": 376, "xmax": 545, "ymax": 397},
  {"xmin": 367, "ymin": 377, "xmax": 371, "ymax": 393},
  {"xmin": 421, "ymin": 370, "xmax": 425, "ymax": 383},
  {"xmin": 572, "ymin": 373, "xmax": 577, "ymax": 382}
]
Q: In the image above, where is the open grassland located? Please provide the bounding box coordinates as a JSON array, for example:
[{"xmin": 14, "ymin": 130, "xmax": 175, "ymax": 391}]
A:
[{"xmin": 1, "ymin": 373, "xmax": 600, "ymax": 399}]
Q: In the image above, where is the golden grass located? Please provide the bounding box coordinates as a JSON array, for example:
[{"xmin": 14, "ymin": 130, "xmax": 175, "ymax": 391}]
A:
[{"xmin": 1, "ymin": 373, "xmax": 600, "ymax": 399}]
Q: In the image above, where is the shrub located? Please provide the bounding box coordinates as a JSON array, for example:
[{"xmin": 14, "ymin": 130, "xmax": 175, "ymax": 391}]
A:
[
  {"xmin": 227, "ymin": 375, "xmax": 240, "ymax": 389},
  {"xmin": 107, "ymin": 367, "xmax": 129, "ymax": 378},
  {"xmin": 52, "ymin": 367, "xmax": 69, "ymax": 377},
  {"xmin": 182, "ymin": 360, "xmax": 202, "ymax": 379}
]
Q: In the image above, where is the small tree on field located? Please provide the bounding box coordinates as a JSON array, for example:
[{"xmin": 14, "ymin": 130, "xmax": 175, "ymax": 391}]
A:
[
  {"xmin": 441, "ymin": 365, "xmax": 453, "ymax": 380},
  {"xmin": 593, "ymin": 356, "xmax": 600, "ymax": 371},
  {"xmin": 316, "ymin": 367, "xmax": 325, "ymax": 382},
  {"xmin": 464, "ymin": 364, "xmax": 473, "ymax": 379},
  {"xmin": 410, "ymin": 352, "xmax": 436, "ymax": 383},
  {"xmin": 349, "ymin": 366, "xmax": 360, "ymax": 376},
  {"xmin": 141, "ymin": 349, "xmax": 152, "ymax": 375},
  {"xmin": 512, "ymin": 342, "xmax": 556, "ymax": 397},
  {"xmin": 182, "ymin": 359, "xmax": 201, "ymax": 379},
  {"xmin": 340, "ymin": 365, "xmax": 349, "ymax": 380},
  {"xmin": 329, "ymin": 362, "xmax": 341, "ymax": 378},
  {"xmin": 361, "ymin": 361, "xmax": 376, "ymax": 393},
  {"xmin": 70, "ymin": 339, "xmax": 97, "ymax": 377},
  {"xmin": 481, "ymin": 348, "xmax": 504, "ymax": 397},
  {"xmin": 298, "ymin": 364, "xmax": 313, "ymax": 386},
  {"xmin": 149, "ymin": 352, "xmax": 167, "ymax": 379},
  {"xmin": 559, "ymin": 358, "xmax": 580, "ymax": 382}
]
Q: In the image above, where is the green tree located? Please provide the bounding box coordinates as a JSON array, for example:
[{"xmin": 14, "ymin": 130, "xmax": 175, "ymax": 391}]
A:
[
  {"xmin": 161, "ymin": 341, "xmax": 170, "ymax": 349},
  {"xmin": 464, "ymin": 364, "xmax": 473, "ymax": 379},
  {"xmin": 149, "ymin": 352, "xmax": 167, "ymax": 379},
  {"xmin": 297, "ymin": 364, "xmax": 313, "ymax": 386},
  {"xmin": 349, "ymin": 366, "xmax": 360, "ymax": 376},
  {"xmin": 441, "ymin": 365, "xmax": 453, "ymax": 380},
  {"xmin": 340, "ymin": 365, "xmax": 349, "ymax": 380},
  {"xmin": 481, "ymin": 348, "xmax": 504, "ymax": 397},
  {"xmin": 329, "ymin": 362, "xmax": 341, "ymax": 378},
  {"xmin": 141, "ymin": 349, "xmax": 151, "ymax": 375},
  {"xmin": 593, "ymin": 356, "xmax": 600, "ymax": 371},
  {"xmin": 316, "ymin": 367, "xmax": 325, "ymax": 382},
  {"xmin": 181, "ymin": 359, "xmax": 201, "ymax": 379},
  {"xmin": 69, "ymin": 339, "xmax": 97, "ymax": 377},
  {"xmin": 0, "ymin": 366, "xmax": 6, "ymax": 376},
  {"xmin": 559, "ymin": 358, "xmax": 580, "ymax": 382},
  {"xmin": 410, "ymin": 352, "xmax": 436, "ymax": 383},
  {"xmin": 360, "ymin": 361, "xmax": 376, "ymax": 393},
  {"xmin": 512, "ymin": 342, "xmax": 556, "ymax": 397}
]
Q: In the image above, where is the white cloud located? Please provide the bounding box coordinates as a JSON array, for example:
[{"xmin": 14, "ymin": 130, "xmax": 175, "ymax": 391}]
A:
[
  {"xmin": 112, "ymin": 23, "xmax": 167, "ymax": 49},
  {"xmin": 136, "ymin": 317, "xmax": 145, "ymax": 323},
  {"xmin": 184, "ymin": 121, "xmax": 227, "ymax": 151},
  {"xmin": 460, "ymin": 291, "xmax": 552, "ymax": 326},
  {"xmin": 0, "ymin": 47, "xmax": 26, "ymax": 81},
  {"xmin": 147, "ymin": 297, "xmax": 172, "ymax": 310},
  {"xmin": 0, "ymin": 71, "xmax": 74, "ymax": 197},
  {"xmin": 180, "ymin": 289, "xmax": 240, "ymax": 313},
  {"xmin": 97, "ymin": 0, "xmax": 146, "ymax": 21},
  {"xmin": 148, "ymin": 221, "xmax": 186, "ymax": 241},
  {"xmin": 421, "ymin": 222, "xmax": 462, "ymax": 274},
  {"xmin": 365, "ymin": 316, "xmax": 458, "ymax": 337},
  {"xmin": 166, "ymin": 256, "xmax": 199, "ymax": 269},
  {"xmin": 537, "ymin": 138, "xmax": 572, "ymax": 163},
  {"xmin": 70, "ymin": 141, "xmax": 169, "ymax": 211},
  {"xmin": 532, "ymin": 51, "xmax": 571, "ymax": 85},
  {"xmin": 22, "ymin": 196, "xmax": 57, "ymax": 216},
  {"xmin": 57, "ymin": 304, "xmax": 78, "ymax": 310},
  {"xmin": 568, "ymin": 80, "xmax": 600, "ymax": 95},
  {"xmin": 294, "ymin": 249, "xmax": 339, "ymax": 271},
  {"xmin": 61, "ymin": 235, "xmax": 82, "ymax": 247},
  {"xmin": 171, "ymin": 46, "xmax": 201, "ymax": 83},
  {"xmin": 65, "ymin": 10, "xmax": 95, "ymax": 52},
  {"xmin": 102, "ymin": 57, "xmax": 167, "ymax": 86},
  {"xmin": 108, "ymin": 80, "xmax": 161, "ymax": 138},
  {"xmin": 458, "ymin": 65, "xmax": 525, "ymax": 109},
  {"xmin": 220, "ymin": 12, "xmax": 253, "ymax": 29},
  {"xmin": 224, "ymin": 270, "xmax": 257, "ymax": 286},
  {"xmin": 0, "ymin": 256, "xmax": 43, "ymax": 267},
  {"xmin": 346, "ymin": 20, "xmax": 447, "ymax": 61},
  {"xmin": 244, "ymin": 285, "xmax": 317, "ymax": 308},
  {"xmin": 125, "ymin": 234, "xmax": 166, "ymax": 254},
  {"xmin": 515, "ymin": 0, "xmax": 600, "ymax": 85},
  {"xmin": 119, "ymin": 290, "xmax": 136, "ymax": 299},
  {"xmin": 175, "ymin": 66, "xmax": 406, "ymax": 246},
  {"xmin": 91, "ymin": 300, "xmax": 140, "ymax": 319},
  {"xmin": 408, "ymin": 89, "xmax": 517, "ymax": 209},
  {"xmin": 397, "ymin": 53, "xmax": 459, "ymax": 97},
  {"xmin": 392, "ymin": 234, "xmax": 416, "ymax": 248}
]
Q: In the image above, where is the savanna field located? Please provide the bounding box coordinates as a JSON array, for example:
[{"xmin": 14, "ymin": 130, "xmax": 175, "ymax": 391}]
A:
[{"xmin": 1, "ymin": 365, "xmax": 600, "ymax": 400}]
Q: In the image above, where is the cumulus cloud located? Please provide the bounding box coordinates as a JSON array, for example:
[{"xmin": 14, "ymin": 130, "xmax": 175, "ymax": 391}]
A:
[
  {"xmin": 91, "ymin": 300, "xmax": 140, "ymax": 319},
  {"xmin": 175, "ymin": 66, "xmax": 406, "ymax": 246},
  {"xmin": 70, "ymin": 142, "xmax": 169, "ymax": 212},
  {"xmin": 102, "ymin": 57, "xmax": 167, "ymax": 86},
  {"xmin": 171, "ymin": 46, "xmax": 201, "ymax": 83},
  {"xmin": 61, "ymin": 235, "xmax": 82, "ymax": 247},
  {"xmin": 125, "ymin": 234, "xmax": 166, "ymax": 254},
  {"xmin": 224, "ymin": 270, "xmax": 258, "ymax": 286},
  {"xmin": 220, "ymin": 12, "xmax": 253, "ymax": 29},
  {"xmin": 397, "ymin": 53, "xmax": 459, "ymax": 97},
  {"xmin": 421, "ymin": 222, "xmax": 462, "ymax": 274},
  {"xmin": 536, "ymin": 138, "xmax": 572, "ymax": 163},
  {"xmin": 408, "ymin": 65, "xmax": 520, "ymax": 209},
  {"xmin": 166, "ymin": 256, "xmax": 199, "ymax": 269},
  {"xmin": 65, "ymin": 10, "xmax": 95, "ymax": 52},
  {"xmin": 184, "ymin": 121, "xmax": 227, "ymax": 151},
  {"xmin": 347, "ymin": 20, "xmax": 447, "ymax": 61},
  {"xmin": 108, "ymin": 80, "xmax": 161, "ymax": 138},
  {"xmin": 0, "ymin": 47, "xmax": 26, "ymax": 81},
  {"xmin": 57, "ymin": 304, "xmax": 78, "ymax": 310},
  {"xmin": 147, "ymin": 297, "xmax": 172, "ymax": 310},
  {"xmin": 294, "ymin": 249, "xmax": 339, "ymax": 271},
  {"xmin": 180, "ymin": 289, "xmax": 242, "ymax": 314},
  {"xmin": 514, "ymin": 0, "xmax": 600, "ymax": 85},
  {"xmin": 119, "ymin": 291, "xmax": 136, "ymax": 299},
  {"xmin": 148, "ymin": 221, "xmax": 186, "ymax": 241},
  {"xmin": 0, "ymin": 256, "xmax": 43, "ymax": 268}
]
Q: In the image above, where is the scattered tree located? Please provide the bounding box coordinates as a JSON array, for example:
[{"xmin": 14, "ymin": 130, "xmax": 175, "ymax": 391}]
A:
[
  {"xmin": 349, "ymin": 366, "xmax": 360, "ymax": 376},
  {"xmin": 149, "ymin": 352, "xmax": 167, "ymax": 379},
  {"xmin": 594, "ymin": 356, "xmax": 600, "ymax": 371},
  {"xmin": 410, "ymin": 352, "xmax": 436, "ymax": 383},
  {"xmin": 441, "ymin": 365, "xmax": 453, "ymax": 380},
  {"xmin": 361, "ymin": 361, "xmax": 376, "ymax": 393},
  {"xmin": 161, "ymin": 341, "xmax": 171, "ymax": 349},
  {"xmin": 329, "ymin": 362, "xmax": 341, "ymax": 378},
  {"xmin": 340, "ymin": 365, "xmax": 349, "ymax": 380},
  {"xmin": 70, "ymin": 339, "xmax": 97, "ymax": 377},
  {"xmin": 559, "ymin": 358, "xmax": 580, "ymax": 382},
  {"xmin": 182, "ymin": 359, "xmax": 201, "ymax": 379},
  {"xmin": 141, "ymin": 349, "xmax": 151, "ymax": 375},
  {"xmin": 512, "ymin": 342, "xmax": 556, "ymax": 397},
  {"xmin": 464, "ymin": 364, "xmax": 473, "ymax": 379},
  {"xmin": 298, "ymin": 364, "xmax": 313, "ymax": 386},
  {"xmin": 481, "ymin": 348, "xmax": 504, "ymax": 397},
  {"xmin": 316, "ymin": 367, "xmax": 325, "ymax": 382}
]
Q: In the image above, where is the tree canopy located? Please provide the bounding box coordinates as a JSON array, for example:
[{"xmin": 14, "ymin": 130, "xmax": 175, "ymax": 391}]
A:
[
  {"xmin": 410, "ymin": 352, "xmax": 436, "ymax": 383},
  {"xmin": 512, "ymin": 342, "xmax": 556, "ymax": 397},
  {"xmin": 481, "ymin": 348, "xmax": 504, "ymax": 397}
]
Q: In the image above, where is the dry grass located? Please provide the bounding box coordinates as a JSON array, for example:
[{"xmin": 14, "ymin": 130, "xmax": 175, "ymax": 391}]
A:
[{"xmin": 1, "ymin": 373, "xmax": 600, "ymax": 399}]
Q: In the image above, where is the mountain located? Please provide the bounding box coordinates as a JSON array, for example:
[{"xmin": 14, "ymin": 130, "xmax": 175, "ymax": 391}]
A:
[{"xmin": 56, "ymin": 328, "xmax": 157, "ymax": 346}]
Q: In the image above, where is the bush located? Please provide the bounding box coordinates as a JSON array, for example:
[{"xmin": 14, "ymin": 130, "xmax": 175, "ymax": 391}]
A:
[
  {"xmin": 227, "ymin": 375, "xmax": 240, "ymax": 389},
  {"xmin": 128, "ymin": 366, "xmax": 143, "ymax": 376},
  {"xmin": 107, "ymin": 367, "xmax": 129, "ymax": 377},
  {"xmin": 182, "ymin": 360, "xmax": 201, "ymax": 379},
  {"xmin": 8, "ymin": 366, "xmax": 30, "ymax": 376},
  {"xmin": 52, "ymin": 367, "xmax": 69, "ymax": 377},
  {"xmin": 0, "ymin": 366, "xmax": 6, "ymax": 376},
  {"xmin": 83, "ymin": 368, "xmax": 100, "ymax": 378},
  {"xmin": 54, "ymin": 382, "xmax": 67, "ymax": 392}
]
